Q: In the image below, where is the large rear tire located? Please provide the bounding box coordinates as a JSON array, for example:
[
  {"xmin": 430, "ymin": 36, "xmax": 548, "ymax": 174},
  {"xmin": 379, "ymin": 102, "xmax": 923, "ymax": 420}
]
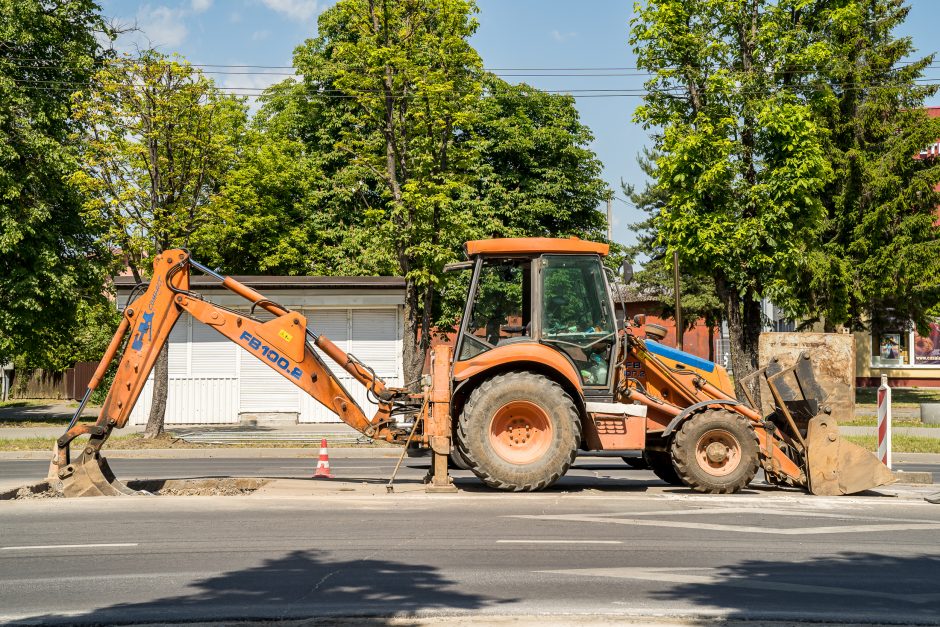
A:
[
  {"xmin": 671, "ymin": 409, "xmax": 760, "ymax": 494},
  {"xmin": 643, "ymin": 450, "xmax": 682, "ymax": 485},
  {"xmin": 456, "ymin": 372, "xmax": 580, "ymax": 491}
]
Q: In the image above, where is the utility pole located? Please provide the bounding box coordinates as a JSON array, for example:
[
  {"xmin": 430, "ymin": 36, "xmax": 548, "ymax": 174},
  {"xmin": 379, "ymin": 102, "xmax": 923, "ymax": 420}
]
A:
[
  {"xmin": 606, "ymin": 197, "xmax": 612, "ymax": 241},
  {"xmin": 673, "ymin": 250, "xmax": 683, "ymax": 350}
]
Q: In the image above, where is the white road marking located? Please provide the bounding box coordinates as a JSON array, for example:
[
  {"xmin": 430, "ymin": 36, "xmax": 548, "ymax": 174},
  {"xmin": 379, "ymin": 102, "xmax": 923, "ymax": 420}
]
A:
[
  {"xmin": 497, "ymin": 540, "xmax": 622, "ymax": 544},
  {"xmin": 511, "ymin": 510, "xmax": 940, "ymax": 535},
  {"xmin": 578, "ymin": 507, "xmax": 940, "ymax": 523},
  {"xmin": 1, "ymin": 543, "xmax": 138, "ymax": 551},
  {"xmin": 539, "ymin": 567, "xmax": 940, "ymax": 604}
]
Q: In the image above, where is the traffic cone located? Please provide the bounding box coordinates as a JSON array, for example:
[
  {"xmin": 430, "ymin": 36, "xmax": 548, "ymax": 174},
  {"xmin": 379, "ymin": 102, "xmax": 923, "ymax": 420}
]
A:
[{"xmin": 312, "ymin": 438, "xmax": 334, "ymax": 479}]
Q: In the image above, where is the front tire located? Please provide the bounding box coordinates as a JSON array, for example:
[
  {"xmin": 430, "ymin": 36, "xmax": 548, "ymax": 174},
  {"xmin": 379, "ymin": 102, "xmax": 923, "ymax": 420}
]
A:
[
  {"xmin": 456, "ymin": 372, "xmax": 580, "ymax": 491},
  {"xmin": 670, "ymin": 409, "xmax": 760, "ymax": 494},
  {"xmin": 643, "ymin": 450, "xmax": 682, "ymax": 485}
]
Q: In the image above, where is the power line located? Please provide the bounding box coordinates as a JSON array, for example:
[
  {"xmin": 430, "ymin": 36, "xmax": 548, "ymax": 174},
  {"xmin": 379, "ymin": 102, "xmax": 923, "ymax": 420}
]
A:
[
  {"xmin": 11, "ymin": 74, "xmax": 940, "ymax": 98},
  {"xmin": 4, "ymin": 56, "xmax": 940, "ymax": 75}
]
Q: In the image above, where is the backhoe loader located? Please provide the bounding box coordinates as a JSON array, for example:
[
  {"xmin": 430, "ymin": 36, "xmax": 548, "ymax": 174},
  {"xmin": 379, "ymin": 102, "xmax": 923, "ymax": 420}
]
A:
[{"xmin": 52, "ymin": 238, "xmax": 894, "ymax": 497}]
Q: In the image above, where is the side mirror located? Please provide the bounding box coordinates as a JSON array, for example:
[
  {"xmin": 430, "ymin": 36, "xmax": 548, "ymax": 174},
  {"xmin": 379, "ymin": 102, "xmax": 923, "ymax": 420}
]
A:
[{"xmin": 622, "ymin": 260, "xmax": 634, "ymax": 284}]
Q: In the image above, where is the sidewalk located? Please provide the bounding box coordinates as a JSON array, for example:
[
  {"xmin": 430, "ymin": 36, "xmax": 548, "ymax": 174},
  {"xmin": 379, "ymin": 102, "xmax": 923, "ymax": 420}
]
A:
[{"xmin": 0, "ymin": 422, "xmax": 362, "ymax": 440}]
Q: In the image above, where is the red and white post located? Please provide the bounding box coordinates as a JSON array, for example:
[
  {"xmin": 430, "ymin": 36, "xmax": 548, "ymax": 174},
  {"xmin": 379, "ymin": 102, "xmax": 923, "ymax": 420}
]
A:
[{"xmin": 877, "ymin": 374, "xmax": 892, "ymax": 469}]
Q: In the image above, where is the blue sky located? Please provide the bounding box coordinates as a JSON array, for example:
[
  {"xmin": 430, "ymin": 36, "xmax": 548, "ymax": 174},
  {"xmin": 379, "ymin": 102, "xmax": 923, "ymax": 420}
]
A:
[{"xmin": 99, "ymin": 0, "xmax": 940, "ymax": 246}]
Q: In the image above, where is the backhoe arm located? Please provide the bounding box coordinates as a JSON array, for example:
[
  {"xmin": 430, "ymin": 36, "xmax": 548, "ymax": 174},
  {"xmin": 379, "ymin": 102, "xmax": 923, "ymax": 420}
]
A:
[{"xmin": 53, "ymin": 250, "xmax": 414, "ymax": 496}]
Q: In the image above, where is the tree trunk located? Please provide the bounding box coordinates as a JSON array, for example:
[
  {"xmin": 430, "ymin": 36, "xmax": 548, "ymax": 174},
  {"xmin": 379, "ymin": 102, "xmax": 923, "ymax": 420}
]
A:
[
  {"xmin": 707, "ymin": 324, "xmax": 715, "ymax": 363},
  {"xmin": 143, "ymin": 343, "xmax": 168, "ymax": 439},
  {"xmin": 401, "ymin": 281, "xmax": 427, "ymax": 390},
  {"xmin": 716, "ymin": 278, "xmax": 763, "ymax": 406}
]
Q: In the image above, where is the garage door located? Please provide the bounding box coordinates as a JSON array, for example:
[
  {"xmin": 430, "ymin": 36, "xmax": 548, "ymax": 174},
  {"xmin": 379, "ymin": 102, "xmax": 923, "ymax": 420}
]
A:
[
  {"xmin": 130, "ymin": 313, "xmax": 240, "ymax": 425},
  {"xmin": 299, "ymin": 308, "xmax": 402, "ymax": 423}
]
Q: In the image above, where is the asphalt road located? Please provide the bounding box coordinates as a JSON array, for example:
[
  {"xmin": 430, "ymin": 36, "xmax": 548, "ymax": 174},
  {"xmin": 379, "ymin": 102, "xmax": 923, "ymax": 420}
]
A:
[
  {"xmin": 2, "ymin": 455, "xmax": 938, "ymax": 485},
  {"xmin": 2, "ymin": 457, "xmax": 940, "ymax": 625}
]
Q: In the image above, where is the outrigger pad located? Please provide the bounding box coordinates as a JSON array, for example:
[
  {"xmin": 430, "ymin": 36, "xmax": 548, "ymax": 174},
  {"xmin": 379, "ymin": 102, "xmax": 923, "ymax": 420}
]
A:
[
  {"xmin": 53, "ymin": 452, "xmax": 138, "ymax": 497},
  {"xmin": 805, "ymin": 416, "xmax": 896, "ymax": 496}
]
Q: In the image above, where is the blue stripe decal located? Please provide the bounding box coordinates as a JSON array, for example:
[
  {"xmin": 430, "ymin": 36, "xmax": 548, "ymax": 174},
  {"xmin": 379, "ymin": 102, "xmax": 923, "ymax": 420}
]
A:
[{"xmin": 644, "ymin": 339, "xmax": 716, "ymax": 373}]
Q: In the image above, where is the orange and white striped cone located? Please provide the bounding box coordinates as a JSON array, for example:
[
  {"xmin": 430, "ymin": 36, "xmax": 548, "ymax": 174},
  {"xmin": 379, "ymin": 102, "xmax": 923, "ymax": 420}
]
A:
[{"xmin": 312, "ymin": 438, "xmax": 334, "ymax": 479}]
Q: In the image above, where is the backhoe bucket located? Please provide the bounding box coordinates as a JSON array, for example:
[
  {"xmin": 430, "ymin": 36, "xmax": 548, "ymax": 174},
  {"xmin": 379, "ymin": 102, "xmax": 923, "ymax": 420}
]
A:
[
  {"xmin": 804, "ymin": 416, "xmax": 896, "ymax": 496},
  {"xmin": 51, "ymin": 449, "xmax": 138, "ymax": 497}
]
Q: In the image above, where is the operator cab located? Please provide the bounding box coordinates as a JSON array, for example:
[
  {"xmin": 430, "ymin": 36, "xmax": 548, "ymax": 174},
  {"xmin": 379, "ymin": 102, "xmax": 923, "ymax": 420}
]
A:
[{"xmin": 453, "ymin": 238, "xmax": 618, "ymax": 391}]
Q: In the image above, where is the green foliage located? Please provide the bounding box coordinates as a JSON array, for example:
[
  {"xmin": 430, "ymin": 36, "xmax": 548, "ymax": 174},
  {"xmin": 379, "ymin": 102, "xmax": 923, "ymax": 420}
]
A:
[
  {"xmin": 469, "ymin": 75, "xmax": 609, "ymax": 240},
  {"xmin": 0, "ymin": 0, "xmax": 112, "ymax": 368},
  {"xmin": 780, "ymin": 0, "xmax": 940, "ymax": 333},
  {"xmin": 631, "ymin": 0, "xmax": 833, "ymax": 386},
  {"xmin": 70, "ymin": 51, "xmax": 248, "ymax": 277},
  {"xmin": 625, "ymin": 149, "xmax": 723, "ymax": 330},
  {"xmin": 199, "ymin": 2, "xmax": 611, "ymax": 370}
]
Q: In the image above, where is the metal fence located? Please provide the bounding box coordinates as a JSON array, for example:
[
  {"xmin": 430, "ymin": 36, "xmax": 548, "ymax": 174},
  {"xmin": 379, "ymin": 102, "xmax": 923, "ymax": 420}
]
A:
[{"xmin": 714, "ymin": 338, "xmax": 732, "ymax": 374}]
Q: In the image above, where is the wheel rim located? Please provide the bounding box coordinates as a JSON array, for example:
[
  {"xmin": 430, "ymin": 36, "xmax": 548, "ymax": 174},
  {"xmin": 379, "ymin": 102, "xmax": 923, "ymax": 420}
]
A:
[
  {"xmin": 489, "ymin": 401, "xmax": 553, "ymax": 465},
  {"xmin": 694, "ymin": 429, "xmax": 742, "ymax": 477}
]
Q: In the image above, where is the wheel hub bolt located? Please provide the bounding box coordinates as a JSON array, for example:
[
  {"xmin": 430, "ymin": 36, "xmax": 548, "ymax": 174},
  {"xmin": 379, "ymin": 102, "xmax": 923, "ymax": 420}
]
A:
[{"xmin": 705, "ymin": 442, "xmax": 728, "ymax": 464}]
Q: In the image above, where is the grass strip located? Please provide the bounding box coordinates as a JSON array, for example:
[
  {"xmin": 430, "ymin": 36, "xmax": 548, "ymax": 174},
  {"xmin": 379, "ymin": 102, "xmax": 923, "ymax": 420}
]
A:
[
  {"xmin": 855, "ymin": 387, "xmax": 940, "ymax": 407},
  {"xmin": 843, "ymin": 434, "xmax": 940, "ymax": 454},
  {"xmin": 842, "ymin": 417, "xmax": 940, "ymax": 428},
  {"xmin": 0, "ymin": 433, "xmax": 395, "ymax": 451}
]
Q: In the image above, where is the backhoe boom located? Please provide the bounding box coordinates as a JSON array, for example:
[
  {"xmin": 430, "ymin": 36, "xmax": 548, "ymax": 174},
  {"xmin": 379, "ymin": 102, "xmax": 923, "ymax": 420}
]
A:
[{"xmin": 53, "ymin": 250, "xmax": 429, "ymax": 497}]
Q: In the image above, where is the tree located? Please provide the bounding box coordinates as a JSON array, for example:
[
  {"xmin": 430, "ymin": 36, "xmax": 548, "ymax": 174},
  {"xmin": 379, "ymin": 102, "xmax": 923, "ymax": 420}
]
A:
[
  {"xmin": 0, "ymin": 0, "xmax": 113, "ymax": 370},
  {"xmin": 434, "ymin": 74, "xmax": 613, "ymax": 331},
  {"xmin": 287, "ymin": 0, "xmax": 485, "ymax": 384},
  {"xmin": 70, "ymin": 51, "xmax": 246, "ymax": 436},
  {"xmin": 625, "ymin": 150, "xmax": 724, "ymax": 360},
  {"xmin": 781, "ymin": 0, "xmax": 940, "ymax": 334},
  {"xmin": 469, "ymin": 75, "xmax": 609, "ymax": 239},
  {"xmin": 630, "ymin": 0, "xmax": 832, "ymax": 399},
  {"xmin": 197, "ymin": 4, "xmax": 611, "ymax": 379}
]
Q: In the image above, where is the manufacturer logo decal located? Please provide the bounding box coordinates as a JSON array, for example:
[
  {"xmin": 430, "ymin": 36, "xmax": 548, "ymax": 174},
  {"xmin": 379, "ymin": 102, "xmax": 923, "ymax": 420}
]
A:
[
  {"xmin": 132, "ymin": 312, "xmax": 154, "ymax": 351},
  {"xmin": 239, "ymin": 331, "xmax": 303, "ymax": 380},
  {"xmin": 131, "ymin": 278, "xmax": 162, "ymax": 353}
]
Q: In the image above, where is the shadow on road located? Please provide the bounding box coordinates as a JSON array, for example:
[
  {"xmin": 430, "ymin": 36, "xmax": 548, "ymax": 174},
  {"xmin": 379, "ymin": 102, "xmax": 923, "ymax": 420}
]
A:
[
  {"xmin": 647, "ymin": 551, "xmax": 940, "ymax": 623},
  {"xmin": 19, "ymin": 549, "xmax": 505, "ymax": 625}
]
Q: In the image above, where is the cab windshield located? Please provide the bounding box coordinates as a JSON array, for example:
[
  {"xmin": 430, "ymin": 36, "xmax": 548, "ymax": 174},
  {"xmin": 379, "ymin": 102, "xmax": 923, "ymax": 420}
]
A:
[{"xmin": 540, "ymin": 255, "xmax": 615, "ymax": 386}]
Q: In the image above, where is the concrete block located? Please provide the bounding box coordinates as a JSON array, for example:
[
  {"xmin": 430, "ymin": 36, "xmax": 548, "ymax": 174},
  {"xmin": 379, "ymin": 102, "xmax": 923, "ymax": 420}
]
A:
[
  {"xmin": 892, "ymin": 470, "xmax": 934, "ymax": 485},
  {"xmin": 920, "ymin": 403, "xmax": 940, "ymax": 425},
  {"xmin": 759, "ymin": 333, "xmax": 855, "ymax": 422}
]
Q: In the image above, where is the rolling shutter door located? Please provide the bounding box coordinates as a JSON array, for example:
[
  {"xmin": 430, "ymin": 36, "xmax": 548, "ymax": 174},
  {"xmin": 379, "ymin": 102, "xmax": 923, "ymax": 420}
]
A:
[
  {"xmin": 351, "ymin": 309, "xmax": 399, "ymax": 380},
  {"xmin": 300, "ymin": 309, "xmax": 350, "ymax": 423},
  {"xmin": 238, "ymin": 310, "xmax": 301, "ymax": 413},
  {"xmin": 300, "ymin": 308, "xmax": 401, "ymax": 423}
]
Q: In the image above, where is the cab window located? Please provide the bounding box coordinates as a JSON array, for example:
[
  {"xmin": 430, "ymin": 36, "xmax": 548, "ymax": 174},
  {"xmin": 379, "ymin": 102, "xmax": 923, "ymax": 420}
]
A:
[
  {"xmin": 540, "ymin": 255, "xmax": 615, "ymax": 386},
  {"xmin": 458, "ymin": 259, "xmax": 531, "ymax": 361}
]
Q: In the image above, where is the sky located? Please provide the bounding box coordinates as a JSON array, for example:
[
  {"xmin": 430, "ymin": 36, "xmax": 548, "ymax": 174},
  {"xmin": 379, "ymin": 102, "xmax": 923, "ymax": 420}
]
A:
[{"xmin": 98, "ymin": 0, "xmax": 940, "ymax": 247}]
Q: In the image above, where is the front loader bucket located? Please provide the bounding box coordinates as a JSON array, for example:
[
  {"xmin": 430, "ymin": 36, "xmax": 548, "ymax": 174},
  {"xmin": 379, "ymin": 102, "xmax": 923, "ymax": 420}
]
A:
[
  {"xmin": 804, "ymin": 416, "xmax": 896, "ymax": 496},
  {"xmin": 51, "ymin": 450, "xmax": 138, "ymax": 497}
]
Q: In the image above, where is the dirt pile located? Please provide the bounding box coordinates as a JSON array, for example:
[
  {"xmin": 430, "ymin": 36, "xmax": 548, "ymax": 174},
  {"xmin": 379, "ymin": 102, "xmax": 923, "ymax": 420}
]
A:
[
  {"xmin": 152, "ymin": 478, "xmax": 266, "ymax": 496},
  {"xmin": 13, "ymin": 485, "xmax": 62, "ymax": 499}
]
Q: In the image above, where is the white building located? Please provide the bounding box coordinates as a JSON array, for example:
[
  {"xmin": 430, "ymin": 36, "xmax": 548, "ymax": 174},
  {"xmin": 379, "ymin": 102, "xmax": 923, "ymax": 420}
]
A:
[{"xmin": 114, "ymin": 275, "xmax": 406, "ymax": 426}]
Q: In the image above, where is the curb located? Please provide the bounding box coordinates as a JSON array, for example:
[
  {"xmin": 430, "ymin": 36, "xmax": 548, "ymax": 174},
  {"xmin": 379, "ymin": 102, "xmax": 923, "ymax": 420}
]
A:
[
  {"xmin": 892, "ymin": 470, "xmax": 934, "ymax": 485},
  {"xmin": 0, "ymin": 447, "xmax": 403, "ymax": 460}
]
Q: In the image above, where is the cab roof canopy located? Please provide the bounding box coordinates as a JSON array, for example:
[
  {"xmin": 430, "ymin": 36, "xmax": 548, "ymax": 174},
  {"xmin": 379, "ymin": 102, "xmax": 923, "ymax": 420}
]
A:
[{"xmin": 464, "ymin": 237, "xmax": 609, "ymax": 258}]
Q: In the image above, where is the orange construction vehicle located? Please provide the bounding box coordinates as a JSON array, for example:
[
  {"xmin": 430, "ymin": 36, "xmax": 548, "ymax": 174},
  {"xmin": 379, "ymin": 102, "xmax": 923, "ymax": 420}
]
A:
[{"xmin": 53, "ymin": 238, "xmax": 894, "ymax": 497}]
